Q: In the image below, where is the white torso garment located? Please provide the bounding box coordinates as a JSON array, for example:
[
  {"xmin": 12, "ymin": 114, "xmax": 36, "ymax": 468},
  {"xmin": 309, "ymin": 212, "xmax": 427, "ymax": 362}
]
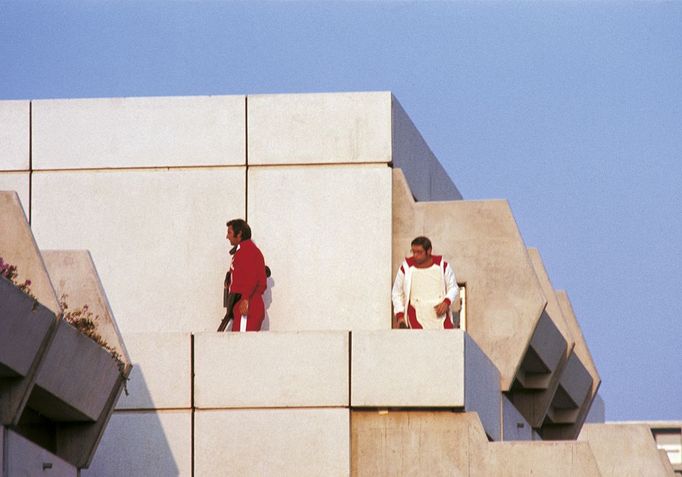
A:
[{"xmin": 409, "ymin": 264, "xmax": 446, "ymax": 329}]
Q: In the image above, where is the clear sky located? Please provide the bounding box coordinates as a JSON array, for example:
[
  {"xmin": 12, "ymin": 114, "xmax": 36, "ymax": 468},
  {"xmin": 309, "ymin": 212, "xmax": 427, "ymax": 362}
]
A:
[{"xmin": 1, "ymin": 1, "xmax": 680, "ymax": 421}]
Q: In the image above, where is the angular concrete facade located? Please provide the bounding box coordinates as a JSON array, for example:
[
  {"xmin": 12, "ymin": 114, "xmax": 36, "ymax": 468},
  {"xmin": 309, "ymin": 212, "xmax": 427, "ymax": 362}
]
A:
[{"xmin": 1, "ymin": 92, "xmax": 666, "ymax": 475}]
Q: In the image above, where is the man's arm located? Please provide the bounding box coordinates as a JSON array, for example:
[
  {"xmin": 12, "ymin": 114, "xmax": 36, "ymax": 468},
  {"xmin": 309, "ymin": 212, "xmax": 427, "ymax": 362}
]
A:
[
  {"xmin": 391, "ymin": 265, "xmax": 407, "ymax": 327},
  {"xmin": 443, "ymin": 261, "xmax": 461, "ymax": 313}
]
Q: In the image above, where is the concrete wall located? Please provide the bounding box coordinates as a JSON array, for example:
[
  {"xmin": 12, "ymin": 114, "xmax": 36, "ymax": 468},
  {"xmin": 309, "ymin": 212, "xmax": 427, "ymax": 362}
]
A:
[
  {"xmin": 195, "ymin": 408, "xmax": 349, "ymax": 476},
  {"xmin": 32, "ymin": 96, "xmax": 245, "ymax": 169},
  {"xmin": 0, "ymin": 100, "xmax": 29, "ymax": 172},
  {"xmin": 247, "ymin": 164, "xmax": 392, "ymax": 331},
  {"xmin": 0, "ymin": 172, "xmax": 29, "ymax": 214},
  {"xmin": 31, "ymin": 167, "xmax": 245, "ymax": 333},
  {"xmin": 481, "ymin": 441, "xmax": 602, "ymax": 476},
  {"xmin": 115, "ymin": 332, "xmax": 191, "ymax": 410},
  {"xmin": 82, "ymin": 410, "xmax": 192, "ymax": 477}
]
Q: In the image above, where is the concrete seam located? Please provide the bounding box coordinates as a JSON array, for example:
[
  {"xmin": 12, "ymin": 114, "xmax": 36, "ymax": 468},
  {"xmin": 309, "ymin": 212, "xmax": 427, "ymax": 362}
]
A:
[
  {"xmin": 245, "ymin": 96, "xmax": 248, "ymax": 222},
  {"xmin": 28, "ymin": 164, "xmax": 244, "ymax": 173},
  {"xmin": 28, "ymin": 101, "xmax": 32, "ymax": 225},
  {"xmin": 190, "ymin": 333, "xmax": 195, "ymax": 477}
]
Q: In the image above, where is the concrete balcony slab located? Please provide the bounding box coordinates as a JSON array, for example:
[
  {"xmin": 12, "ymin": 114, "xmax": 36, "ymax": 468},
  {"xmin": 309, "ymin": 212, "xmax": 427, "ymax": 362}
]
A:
[
  {"xmin": 248, "ymin": 92, "xmax": 391, "ymax": 166},
  {"xmin": 32, "ymin": 95, "xmax": 245, "ymax": 170},
  {"xmin": 0, "ymin": 100, "xmax": 29, "ymax": 171},
  {"xmin": 351, "ymin": 330, "xmax": 501, "ymax": 440},
  {"xmin": 195, "ymin": 408, "xmax": 349, "ymax": 477},
  {"xmin": 2, "ymin": 426, "xmax": 77, "ymax": 477},
  {"xmin": 194, "ymin": 331, "xmax": 349, "ymax": 409}
]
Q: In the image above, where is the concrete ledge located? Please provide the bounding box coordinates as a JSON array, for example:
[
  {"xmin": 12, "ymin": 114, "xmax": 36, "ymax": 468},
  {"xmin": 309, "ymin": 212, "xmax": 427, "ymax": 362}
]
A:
[
  {"xmin": 195, "ymin": 408, "xmax": 349, "ymax": 476},
  {"xmin": 116, "ymin": 332, "xmax": 191, "ymax": 410},
  {"xmin": 32, "ymin": 95, "xmax": 246, "ymax": 169},
  {"xmin": 579, "ymin": 423, "xmax": 672, "ymax": 476},
  {"xmin": 81, "ymin": 410, "xmax": 192, "ymax": 477},
  {"xmin": 0, "ymin": 100, "xmax": 29, "ymax": 171},
  {"xmin": 351, "ymin": 330, "xmax": 501, "ymax": 439},
  {"xmin": 480, "ymin": 441, "xmax": 601, "ymax": 476},
  {"xmin": 194, "ymin": 331, "xmax": 349, "ymax": 408},
  {"xmin": 248, "ymin": 92, "xmax": 392, "ymax": 165},
  {"xmin": 351, "ymin": 330, "xmax": 465, "ymax": 408}
]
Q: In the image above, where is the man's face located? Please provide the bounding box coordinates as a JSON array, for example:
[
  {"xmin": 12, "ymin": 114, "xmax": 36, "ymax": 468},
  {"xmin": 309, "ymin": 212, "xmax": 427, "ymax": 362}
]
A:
[
  {"xmin": 411, "ymin": 244, "xmax": 431, "ymax": 265},
  {"xmin": 226, "ymin": 226, "xmax": 241, "ymax": 246}
]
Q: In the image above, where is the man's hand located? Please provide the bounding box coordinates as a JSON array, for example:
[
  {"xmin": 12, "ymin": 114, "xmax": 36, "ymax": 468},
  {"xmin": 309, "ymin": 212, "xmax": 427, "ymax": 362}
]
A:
[
  {"xmin": 434, "ymin": 300, "xmax": 450, "ymax": 316},
  {"xmin": 239, "ymin": 299, "xmax": 249, "ymax": 315},
  {"xmin": 396, "ymin": 313, "xmax": 407, "ymax": 329}
]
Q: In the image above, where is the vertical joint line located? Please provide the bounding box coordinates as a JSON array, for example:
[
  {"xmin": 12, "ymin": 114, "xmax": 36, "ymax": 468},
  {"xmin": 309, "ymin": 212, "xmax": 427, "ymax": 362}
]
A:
[
  {"xmin": 28, "ymin": 101, "xmax": 33, "ymax": 224},
  {"xmin": 190, "ymin": 333, "xmax": 195, "ymax": 477},
  {"xmin": 245, "ymin": 96, "xmax": 248, "ymax": 222}
]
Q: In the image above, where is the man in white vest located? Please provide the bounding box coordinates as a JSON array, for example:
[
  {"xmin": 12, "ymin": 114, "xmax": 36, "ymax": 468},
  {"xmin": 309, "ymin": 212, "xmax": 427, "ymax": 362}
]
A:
[{"xmin": 392, "ymin": 236, "xmax": 461, "ymax": 329}]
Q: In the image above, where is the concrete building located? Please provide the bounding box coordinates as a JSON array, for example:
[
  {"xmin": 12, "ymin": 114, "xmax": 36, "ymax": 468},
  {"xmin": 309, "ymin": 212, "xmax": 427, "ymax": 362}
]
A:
[{"xmin": 0, "ymin": 92, "xmax": 675, "ymax": 475}]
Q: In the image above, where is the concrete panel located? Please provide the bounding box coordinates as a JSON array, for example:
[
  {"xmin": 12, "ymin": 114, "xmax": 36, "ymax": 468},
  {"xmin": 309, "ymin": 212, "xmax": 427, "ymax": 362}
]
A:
[
  {"xmin": 0, "ymin": 171, "xmax": 30, "ymax": 214},
  {"xmin": 194, "ymin": 331, "xmax": 348, "ymax": 408},
  {"xmin": 116, "ymin": 332, "xmax": 191, "ymax": 410},
  {"xmin": 32, "ymin": 95, "xmax": 245, "ymax": 169},
  {"xmin": 82, "ymin": 410, "xmax": 191, "ymax": 477},
  {"xmin": 248, "ymin": 92, "xmax": 391, "ymax": 165},
  {"xmin": 503, "ymin": 396, "xmax": 533, "ymax": 441},
  {"xmin": 392, "ymin": 169, "xmax": 546, "ymax": 390},
  {"xmin": 248, "ymin": 165, "xmax": 392, "ymax": 331},
  {"xmin": 5, "ymin": 427, "xmax": 77, "ymax": 477},
  {"xmin": 658, "ymin": 449, "xmax": 676, "ymax": 475},
  {"xmin": 478, "ymin": 441, "xmax": 601, "ymax": 477},
  {"xmin": 0, "ymin": 100, "xmax": 29, "ymax": 171},
  {"xmin": 579, "ymin": 423, "xmax": 672, "ymax": 476},
  {"xmin": 351, "ymin": 411, "xmax": 487, "ymax": 476},
  {"xmin": 194, "ymin": 408, "xmax": 349, "ymax": 477},
  {"xmin": 0, "ymin": 191, "xmax": 60, "ymax": 314},
  {"xmin": 351, "ymin": 330, "xmax": 465, "ymax": 408},
  {"xmin": 31, "ymin": 167, "xmax": 245, "ymax": 333},
  {"xmin": 465, "ymin": 333, "xmax": 502, "ymax": 440},
  {"xmin": 391, "ymin": 96, "xmax": 462, "ymax": 201},
  {"xmin": 32, "ymin": 320, "xmax": 120, "ymax": 422}
]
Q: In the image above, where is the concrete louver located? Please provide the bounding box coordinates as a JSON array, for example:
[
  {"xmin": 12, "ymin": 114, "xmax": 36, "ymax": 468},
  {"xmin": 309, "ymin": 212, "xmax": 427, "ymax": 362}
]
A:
[
  {"xmin": 392, "ymin": 169, "xmax": 547, "ymax": 392},
  {"xmin": 0, "ymin": 191, "xmax": 132, "ymax": 469},
  {"xmin": 541, "ymin": 291, "xmax": 601, "ymax": 440},
  {"xmin": 507, "ymin": 249, "xmax": 576, "ymax": 428}
]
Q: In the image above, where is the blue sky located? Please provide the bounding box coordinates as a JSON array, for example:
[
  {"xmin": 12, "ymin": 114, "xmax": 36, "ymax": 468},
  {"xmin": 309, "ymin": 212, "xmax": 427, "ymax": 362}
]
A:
[{"xmin": 2, "ymin": 1, "xmax": 680, "ymax": 421}]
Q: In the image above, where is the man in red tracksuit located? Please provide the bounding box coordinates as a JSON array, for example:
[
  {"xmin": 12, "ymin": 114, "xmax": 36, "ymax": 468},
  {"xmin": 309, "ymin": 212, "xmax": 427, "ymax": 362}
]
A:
[{"xmin": 226, "ymin": 219, "xmax": 267, "ymax": 332}]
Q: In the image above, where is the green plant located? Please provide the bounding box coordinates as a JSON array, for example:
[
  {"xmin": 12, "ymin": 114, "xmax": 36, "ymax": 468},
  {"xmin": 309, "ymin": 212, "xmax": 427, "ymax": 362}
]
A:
[{"xmin": 59, "ymin": 294, "xmax": 129, "ymax": 395}]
